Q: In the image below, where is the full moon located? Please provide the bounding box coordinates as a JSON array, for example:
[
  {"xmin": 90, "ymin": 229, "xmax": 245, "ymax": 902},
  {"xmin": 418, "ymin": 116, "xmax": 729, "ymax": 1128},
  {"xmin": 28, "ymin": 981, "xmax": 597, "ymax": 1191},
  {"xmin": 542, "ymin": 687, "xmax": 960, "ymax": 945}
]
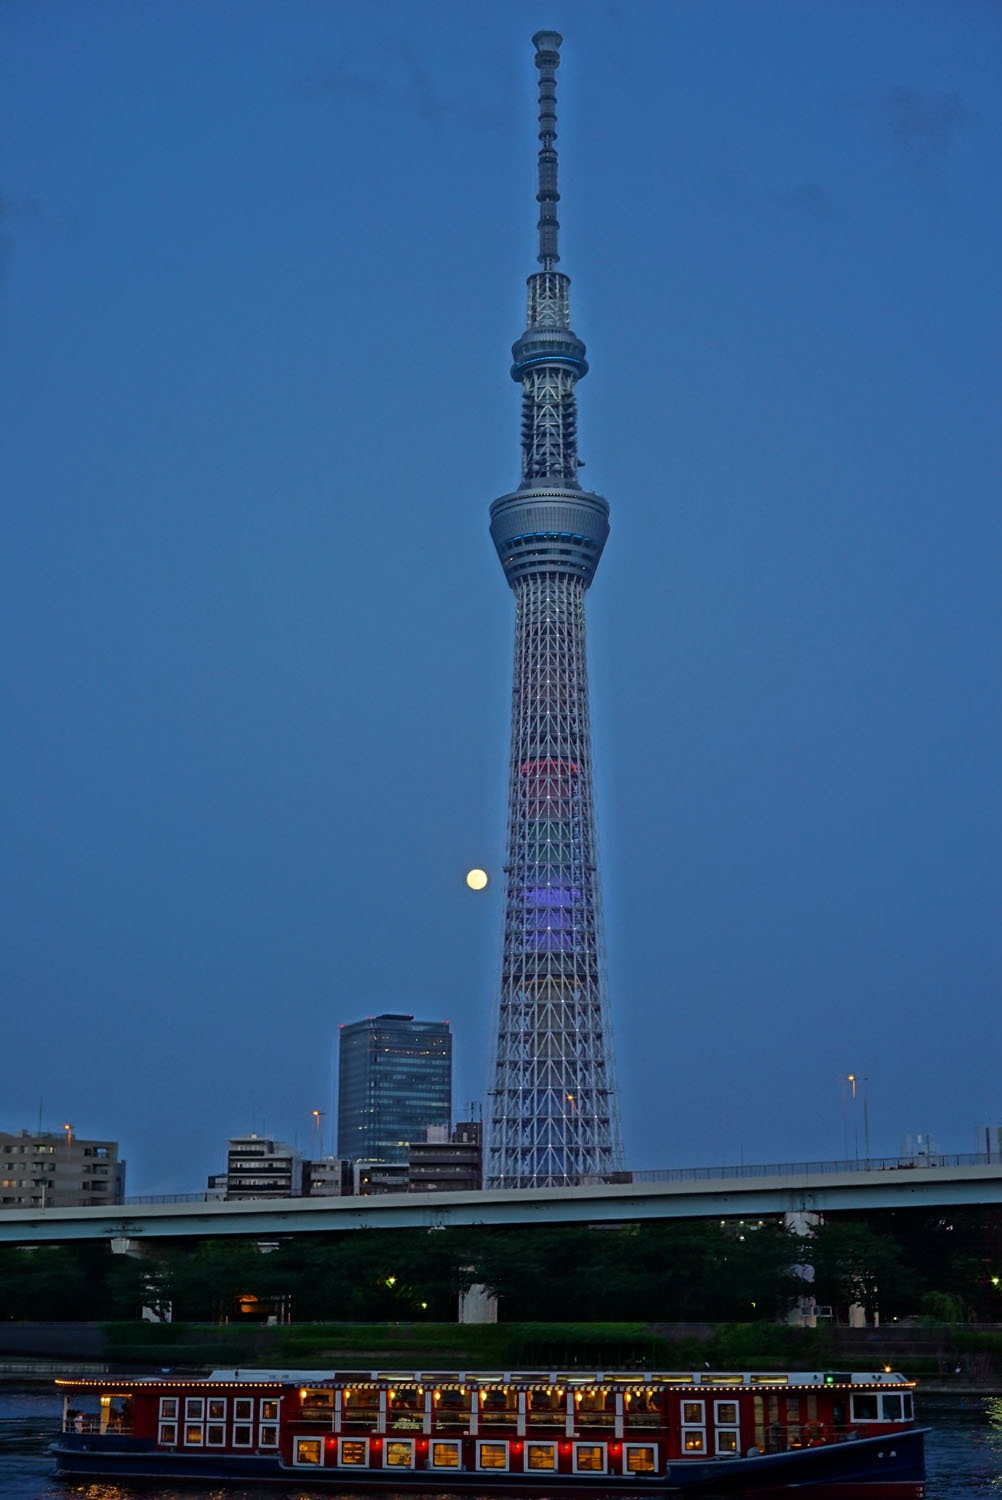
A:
[{"xmin": 465, "ymin": 868, "xmax": 489, "ymax": 891}]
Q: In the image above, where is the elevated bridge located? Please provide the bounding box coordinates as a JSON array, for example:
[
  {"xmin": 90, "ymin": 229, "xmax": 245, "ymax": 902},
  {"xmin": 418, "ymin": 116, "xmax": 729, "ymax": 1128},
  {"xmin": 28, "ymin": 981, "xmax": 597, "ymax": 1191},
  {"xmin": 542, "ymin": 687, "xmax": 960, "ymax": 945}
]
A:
[{"xmin": 2, "ymin": 1154, "xmax": 1001, "ymax": 1245}]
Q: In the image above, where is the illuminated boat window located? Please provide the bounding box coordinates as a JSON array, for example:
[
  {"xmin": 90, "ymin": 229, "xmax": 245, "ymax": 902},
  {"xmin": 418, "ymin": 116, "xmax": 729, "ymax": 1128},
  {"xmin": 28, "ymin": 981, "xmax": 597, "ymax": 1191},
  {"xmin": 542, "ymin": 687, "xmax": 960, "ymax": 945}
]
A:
[
  {"xmin": 716, "ymin": 1430, "xmax": 739, "ymax": 1454},
  {"xmin": 527, "ymin": 1443, "xmax": 556, "ymax": 1470},
  {"xmin": 574, "ymin": 1443, "xmax": 606, "ymax": 1472},
  {"xmin": 714, "ymin": 1401, "xmax": 739, "ymax": 1425},
  {"xmin": 294, "ymin": 1437, "xmax": 323, "ymax": 1466},
  {"xmin": 682, "ymin": 1402, "xmax": 704, "ymax": 1425},
  {"xmin": 683, "ymin": 1429, "xmax": 705, "ymax": 1453},
  {"xmin": 478, "ymin": 1442, "xmax": 508, "ymax": 1470},
  {"xmin": 261, "ymin": 1399, "xmax": 279, "ymax": 1422},
  {"xmin": 159, "ymin": 1398, "xmax": 178, "ymax": 1421},
  {"xmin": 432, "ymin": 1441, "xmax": 460, "ymax": 1468},
  {"xmin": 184, "ymin": 1424, "xmax": 203, "ymax": 1446},
  {"xmin": 625, "ymin": 1445, "xmax": 655, "ymax": 1472},
  {"xmin": 339, "ymin": 1439, "xmax": 368, "ymax": 1466},
  {"xmin": 158, "ymin": 1422, "xmax": 177, "ymax": 1446}
]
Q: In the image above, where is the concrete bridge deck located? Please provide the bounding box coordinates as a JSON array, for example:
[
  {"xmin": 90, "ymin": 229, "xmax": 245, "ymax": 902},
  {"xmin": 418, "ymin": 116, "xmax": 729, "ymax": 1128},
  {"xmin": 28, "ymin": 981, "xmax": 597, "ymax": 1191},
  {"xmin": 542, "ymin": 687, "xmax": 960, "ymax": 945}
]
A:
[{"xmin": 2, "ymin": 1155, "xmax": 1002, "ymax": 1244}]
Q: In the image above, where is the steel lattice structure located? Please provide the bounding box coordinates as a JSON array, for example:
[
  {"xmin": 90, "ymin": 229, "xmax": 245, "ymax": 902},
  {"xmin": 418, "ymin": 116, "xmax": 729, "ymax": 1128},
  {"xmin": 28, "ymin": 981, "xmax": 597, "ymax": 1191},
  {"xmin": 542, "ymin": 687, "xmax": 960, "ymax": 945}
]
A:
[{"xmin": 486, "ymin": 33, "xmax": 624, "ymax": 1188}]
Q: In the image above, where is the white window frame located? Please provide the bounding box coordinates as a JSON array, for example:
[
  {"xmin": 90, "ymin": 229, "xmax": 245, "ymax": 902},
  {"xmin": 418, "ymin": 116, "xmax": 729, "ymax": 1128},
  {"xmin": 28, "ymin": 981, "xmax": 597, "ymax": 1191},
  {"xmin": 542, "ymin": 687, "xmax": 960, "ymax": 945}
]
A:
[
  {"xmin": 384, "ymin": 1437, "xmax": 415, "ymax": 1469},
  {"xmin": 431, "ymin": 1440, "xmax": 461, "ymax": 1469},
  {"xmin": 849, "ymin": 1394, "xmax": 881, "ymax": 1424},
  {"xmin": 183, "ymin": 1421, "xmax": 205, "ymax": 1447},
  {"xmin": 207, "ymin": 1397, "xmax": 227, "ymax": 1422},
  {"xmin": 624, "ymin": 1443, "xmax": 656, "ymax": 1474},
  {"xmin": 232, "ymin": 1422, "xmax": 254, "ymax": 1448},
  {"xmin": 184, "ymin": 1397, "xmax": 205, "ymax": 1422},
  {"xmin": 159, "ymin": 1397, "xmax": 178, "ymax": 1421},
  {"xmin": 338, "ymin": 1437, "xmax": 370, "ymax": 1467},
  {"xmin": 259, "ymin": 1423, "xmax": 279, "ymax": 1448},
  {"xmin": 477, "ymin": 1439, "xmax": 509, "ymax": 1471},
  {"xmin": 573, "ymin": 1442, "xmax": 606, "ymax": 1474},
  {"xmin": 206, "ymin": 1422, "xmax": 227, "ymax": 1447},
  {"xmin": 158, "ymin": 1421, "xmax": 178, "ymax": 1446},
  {"xmin": 681, "ymin": 1427, "xmax": 706, "ymax": 1453},
  {"xmin": 526, "ymin": 1440, "xmax": 557, "ymax": 1471},
  {"xmin": 233, "ymin": 1397, "xmax": 254, "ymax": 1422},
  {"xmin": 294, "ymin": 1435, "xmax": 325, "ymax": 1466},
  {"xmin": 714, "ymin": 1399, "xmax": 740, "ymax": 1455}
]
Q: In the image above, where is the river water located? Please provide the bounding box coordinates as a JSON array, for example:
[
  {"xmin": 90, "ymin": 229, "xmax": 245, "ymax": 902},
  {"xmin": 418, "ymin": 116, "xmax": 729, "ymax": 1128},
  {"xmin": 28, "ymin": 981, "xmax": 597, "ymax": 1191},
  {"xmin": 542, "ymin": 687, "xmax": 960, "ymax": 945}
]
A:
[{"xmin": 2, "ymin": 1388, "xmax": 999, "ymax": 1499}]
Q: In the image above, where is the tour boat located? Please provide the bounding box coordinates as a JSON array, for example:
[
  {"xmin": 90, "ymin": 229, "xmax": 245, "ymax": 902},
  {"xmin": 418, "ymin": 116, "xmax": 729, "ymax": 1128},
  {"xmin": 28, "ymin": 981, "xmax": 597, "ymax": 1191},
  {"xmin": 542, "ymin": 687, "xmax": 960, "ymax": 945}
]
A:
[{"xmin": 52, "ymin": 1366, "xmax": 926, "ymax": 1496}]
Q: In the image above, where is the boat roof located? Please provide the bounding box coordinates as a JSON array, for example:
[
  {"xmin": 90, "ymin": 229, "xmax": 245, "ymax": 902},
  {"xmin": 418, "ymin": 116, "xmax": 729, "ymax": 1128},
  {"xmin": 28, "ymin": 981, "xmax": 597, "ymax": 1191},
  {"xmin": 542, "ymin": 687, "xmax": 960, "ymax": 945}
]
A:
[{"xmin": 55, "ymin": 1368, "xmax": 913, "ymax": 1390}]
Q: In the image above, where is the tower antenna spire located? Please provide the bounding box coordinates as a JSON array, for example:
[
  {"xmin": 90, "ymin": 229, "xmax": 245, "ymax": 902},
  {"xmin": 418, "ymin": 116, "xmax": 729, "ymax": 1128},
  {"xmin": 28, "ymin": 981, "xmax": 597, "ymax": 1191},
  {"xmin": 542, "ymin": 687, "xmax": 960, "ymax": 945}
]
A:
[{"xmin": 532, "ymin": 29, "xmax": 562, "ymax": 269}]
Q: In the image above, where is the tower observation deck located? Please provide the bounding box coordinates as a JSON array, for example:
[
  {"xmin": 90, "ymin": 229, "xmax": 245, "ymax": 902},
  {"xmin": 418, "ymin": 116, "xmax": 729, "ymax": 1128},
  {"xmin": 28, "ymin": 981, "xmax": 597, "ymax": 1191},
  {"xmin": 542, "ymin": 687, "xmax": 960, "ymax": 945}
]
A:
[{"xmin": 486, "ymin": 32, "xmax": 624, "ymax": 1188}]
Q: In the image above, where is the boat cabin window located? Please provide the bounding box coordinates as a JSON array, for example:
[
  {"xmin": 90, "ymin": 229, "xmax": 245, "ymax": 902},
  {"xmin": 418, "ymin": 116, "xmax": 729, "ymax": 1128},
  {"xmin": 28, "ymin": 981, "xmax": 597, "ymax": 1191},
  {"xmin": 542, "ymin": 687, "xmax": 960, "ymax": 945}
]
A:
[
  {"xmin": 159, "ymin": 1398, "xmax": 178, "ymax": 1421},
  {"xmin": 234, "ymin": 1398, "xmax": 253, "ymax": 1421},
  {"xmin": 881, "ymin": 1392, "xmax": 904, "ymax": 1420},
  {"xmin": 158, "ymin": 1420, "xmax": 177, "ymax": 1445},
  {"xmin": 294, "ymin": 1437, "xmax": 323, "ymax": 1465},
  {"xmin": 432, "ymin": 1441, "xmax": 461, "ymax": 1467},
  {"xmin": 574, "ymin": 1443, "xmax": 606, "ymax": 1472},
  {"xmin": 682, "ymin": 1401, "xmax": 704, "ymax": 1425},
  {"xmin": 386, "ymin": 1439, "xmax": 414, "ymax": 1467},
  {"xmin": 478, "ymin": 1441, "xmax": 508, "ymax": 1469},
  {"xmin": 233, "ymin": 1423, "xmax": 253, "ymax": 1447},
  {"xmin": 527, "ymin": 1442, "xmax": 557, "ymax": 1470},
  {"xmin": 302, "ymin": 1387, "xmax": 334, "ymax": 1412},
  {"xmin": 261, "ymin": 1399, "xmax": 279, "ymax": 1421},
  {"xmin": 625, "ymin": 1444, "xmax": 656, "ymax": 1472},
  {"xmin": 850, "ymin": 1394, "xmax": 879, "ymax": 1421},
  {"xmin": 207, "ymin": 1398, "xmax": 226, "ymax": 1421},
  {"xmin": 339, "ymin": 1439, "xmax": 368, "ymax": 1465},
  {"xmin": 390, "ymin": 1387, "xmax": 420, "ymax": 1410},
  {"xmin": 259, "ymin": 1422, "xmax": 279, "ymax": 1448}
]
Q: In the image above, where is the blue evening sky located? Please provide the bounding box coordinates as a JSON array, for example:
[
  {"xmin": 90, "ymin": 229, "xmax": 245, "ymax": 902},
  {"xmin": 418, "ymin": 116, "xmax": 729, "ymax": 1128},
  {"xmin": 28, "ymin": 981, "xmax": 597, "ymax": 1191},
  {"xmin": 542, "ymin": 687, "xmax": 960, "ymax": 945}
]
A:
[{"xmin": 2, "ymin": 1, "xmax": 999, "ymax": 1193}]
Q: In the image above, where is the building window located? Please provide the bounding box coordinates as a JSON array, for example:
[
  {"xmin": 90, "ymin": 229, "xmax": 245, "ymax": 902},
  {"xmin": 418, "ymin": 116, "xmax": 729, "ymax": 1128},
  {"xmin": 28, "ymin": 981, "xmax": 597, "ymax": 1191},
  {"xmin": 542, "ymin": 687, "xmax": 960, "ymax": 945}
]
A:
[
  {"xmin": 625, "ymin": 1445, "xmax": 655, "ymax": 1473},
  {"xmin": 574, "ymin": 1444, "xmax": 605, "ymax": 1472},
  {"xmin": 527, "ymin": 1442, "xmax": 556, "ymax": 1470},
  {"xmin": 339, "ymin": 1439, "xmax": 368, "ymax": 1466},
  {"xmin": 431, "ymin": 1441, "xmax": 460, "ymax": 1468},
  {"xmin": 478, "ymin": 1442, "xmax": 508, "ymax": 1470},
  {"xmin": 295, "ymin": 1437, "xmax": 323, "ymax": 1465},
  {"xmin": 158, "ymin": 1422, "xmax": 177, "ymax": 1445},
  {"xmin": 385, "ymin": 1440, "xmax": 414, "ymax": 1467}
]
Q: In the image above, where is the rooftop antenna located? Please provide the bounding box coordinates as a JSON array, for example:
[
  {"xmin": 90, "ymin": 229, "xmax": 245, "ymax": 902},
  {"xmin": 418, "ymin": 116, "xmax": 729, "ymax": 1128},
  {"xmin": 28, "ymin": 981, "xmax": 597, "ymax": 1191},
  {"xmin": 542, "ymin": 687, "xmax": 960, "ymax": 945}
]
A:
[{"xmin": 532, "ymin": 30, "xmax": 562, "ymax": 270}]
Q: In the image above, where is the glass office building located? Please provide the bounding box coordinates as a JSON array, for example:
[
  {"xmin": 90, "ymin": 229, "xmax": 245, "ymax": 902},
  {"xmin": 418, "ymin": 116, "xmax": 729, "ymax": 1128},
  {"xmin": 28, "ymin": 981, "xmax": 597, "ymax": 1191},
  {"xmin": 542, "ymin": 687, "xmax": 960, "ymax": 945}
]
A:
[{"xmin": 336, "ymin": 1014, "xmax": 452, "ymax": 1164}]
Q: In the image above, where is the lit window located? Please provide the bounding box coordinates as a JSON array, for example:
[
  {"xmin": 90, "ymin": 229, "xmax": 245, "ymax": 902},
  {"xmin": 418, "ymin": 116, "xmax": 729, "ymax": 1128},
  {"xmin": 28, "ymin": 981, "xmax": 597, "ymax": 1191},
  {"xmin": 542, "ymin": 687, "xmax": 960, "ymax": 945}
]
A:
[
  {"xmin": 527, "ymin": 1443, "xmax": 556, "ymax": 1470},
  {"xmin": 716, "ymin": 1430, "xmax": 739, "ymax": 1454},
  {"xmin": 432, "ymin": 1441, "xmax": 460, "ymax": 1468},
  {"xmin": 386, "ymin": 1440, "xmax": 414, "ymax": 1467},
  {"xmin": 682, "ymin": 1402, "xmax": 704, "ymax": 1424},
  {"xmin": 159, "ymin": 1399, "xmax": 178, "ymax": 1420},
  {"xmin": 715, "ymin": 1402, "xmax": 738, "ymax": 1425},
  {"xmin": 184, "ymin": 1425, "xmax": 203, "ymax": 1446},
  {"xmin": 575, "ymin": 1444, "xmax": 605, "ymax": 1472},
  {"xmin": 683, "ymin": 1430, "xmax": 705, "ymax": 1452},
  {"xmin": 478, "ymin": 1442, "xmax": 508, "ymax": 1469},
  {"xmin": 158, "ymin": 1422, "xmax": 177, "ymax": 1445},
  {"xmin": 626, "ymin": 1445, "xmax": 655, "ymax": 1472},
  {"xmin": 261, "ymin": 1399, "xmax": 279, "ymax": 1421},
  {"xmin": 295, "ymin": 1438, "xmax": 323, "ymax": 1465}
]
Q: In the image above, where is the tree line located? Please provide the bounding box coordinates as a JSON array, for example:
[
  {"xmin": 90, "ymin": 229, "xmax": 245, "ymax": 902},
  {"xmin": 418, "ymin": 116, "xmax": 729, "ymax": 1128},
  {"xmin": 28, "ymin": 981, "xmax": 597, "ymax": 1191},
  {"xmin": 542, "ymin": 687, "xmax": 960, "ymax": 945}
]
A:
[{"xmin": 2, "ymin": 1207, "xmax": 1000, "ymax": 1324}]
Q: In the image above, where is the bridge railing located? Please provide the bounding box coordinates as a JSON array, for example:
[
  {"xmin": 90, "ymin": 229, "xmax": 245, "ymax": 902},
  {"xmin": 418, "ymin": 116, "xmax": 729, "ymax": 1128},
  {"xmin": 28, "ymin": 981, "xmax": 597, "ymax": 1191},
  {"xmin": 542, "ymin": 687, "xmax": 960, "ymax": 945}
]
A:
[{"xmin": 120, "ymin": 1151, "xmax": 1001, "ymax": 1206}]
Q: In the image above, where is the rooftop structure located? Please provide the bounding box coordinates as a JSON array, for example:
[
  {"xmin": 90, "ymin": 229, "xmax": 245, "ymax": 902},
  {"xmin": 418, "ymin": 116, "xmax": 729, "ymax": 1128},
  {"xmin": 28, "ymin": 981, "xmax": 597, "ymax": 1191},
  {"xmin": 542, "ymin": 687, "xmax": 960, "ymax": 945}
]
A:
[{"xmin": 486, "ymin": 33, "xmax": 623, "ymax": 1187}]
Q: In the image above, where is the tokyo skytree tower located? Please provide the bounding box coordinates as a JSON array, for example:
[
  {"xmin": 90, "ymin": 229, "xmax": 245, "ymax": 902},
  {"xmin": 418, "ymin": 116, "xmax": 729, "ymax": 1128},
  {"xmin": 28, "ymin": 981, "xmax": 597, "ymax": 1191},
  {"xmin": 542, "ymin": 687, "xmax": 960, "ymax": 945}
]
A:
[{"xmin": 486, "ymin": 32, "xmax": 624, "ymax": 1188}]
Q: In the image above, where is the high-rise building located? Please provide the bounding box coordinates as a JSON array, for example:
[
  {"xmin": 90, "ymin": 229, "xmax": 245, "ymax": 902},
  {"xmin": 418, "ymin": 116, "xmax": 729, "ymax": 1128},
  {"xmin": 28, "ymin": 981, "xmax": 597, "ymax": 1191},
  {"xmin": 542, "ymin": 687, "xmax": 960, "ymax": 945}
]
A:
[
  {"xmin": 486, "ymin": 34, "xmax": 624, "ymax": 1188},
  {"xmin": 336, "ymin": 1014, "xmax": 452, "ymax": 1164},
  {"xmin": 0, "ymin": 1128, "xmax": 125, "ymax": 1208}
]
